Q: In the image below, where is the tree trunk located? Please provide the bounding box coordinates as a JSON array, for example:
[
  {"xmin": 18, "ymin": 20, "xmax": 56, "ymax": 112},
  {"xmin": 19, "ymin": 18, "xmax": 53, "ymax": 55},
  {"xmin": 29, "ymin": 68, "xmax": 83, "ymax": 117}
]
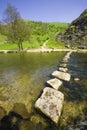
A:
[
  {"xmin": 18, "ymin": 42, "xmax": 21, "ymax": 51},
  {"xmin": 20, "ymin": 42, "xmax": 23, "ymax": 50},
  {"xmin": 18, "ymin": 40, "xmax": 23, "ymax": 51}
]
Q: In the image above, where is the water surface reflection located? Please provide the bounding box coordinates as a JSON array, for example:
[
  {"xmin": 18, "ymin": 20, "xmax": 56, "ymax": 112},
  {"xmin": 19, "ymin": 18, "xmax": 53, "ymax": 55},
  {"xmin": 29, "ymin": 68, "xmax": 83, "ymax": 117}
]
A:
[{"xmin": 0, "ymin": 52, "xmax": 65, "ymax": 130}]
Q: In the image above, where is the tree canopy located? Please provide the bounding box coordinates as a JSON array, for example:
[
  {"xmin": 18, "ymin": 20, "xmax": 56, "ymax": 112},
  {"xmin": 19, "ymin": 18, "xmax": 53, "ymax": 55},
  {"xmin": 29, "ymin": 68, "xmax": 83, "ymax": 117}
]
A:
[{"xmin": 4, "ymin": 4, "xmax": 30, "ymax": 51}]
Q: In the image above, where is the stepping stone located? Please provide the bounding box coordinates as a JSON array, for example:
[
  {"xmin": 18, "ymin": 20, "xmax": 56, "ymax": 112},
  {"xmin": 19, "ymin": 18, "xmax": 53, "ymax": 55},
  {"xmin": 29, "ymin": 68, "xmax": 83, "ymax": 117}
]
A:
[
  {"xmin": 59, "ymin": 67, "xmax": 68, "ymax": 72},
  {"xmin": 52, "ymin": 70, "xmax": 71, "ymax": 81},
  {"xmin": 74, "ymin": 77, "xmax": 80, "ymax": 81},
  {"xmin": 62, "ymin": 59, "xmax": 68, "ymax": 63},
  {"xmin": 35, "ymin": 87, "xmax": 64, "ymax": 124},
  {"xmin": 47, "ymin": 78, "xmax": 62, "ymax": 90},
  {"xmin": 59, "ymin": 63, "xmax": 67, "ymax": 68}
]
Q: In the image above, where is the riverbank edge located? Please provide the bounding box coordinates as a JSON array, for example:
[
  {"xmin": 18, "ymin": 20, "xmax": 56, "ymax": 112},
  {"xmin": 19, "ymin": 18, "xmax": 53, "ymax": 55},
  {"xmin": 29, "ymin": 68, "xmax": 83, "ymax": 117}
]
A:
[{"xmin": 0, "ymin": 48, "xmax": 87, "ymax": 53}]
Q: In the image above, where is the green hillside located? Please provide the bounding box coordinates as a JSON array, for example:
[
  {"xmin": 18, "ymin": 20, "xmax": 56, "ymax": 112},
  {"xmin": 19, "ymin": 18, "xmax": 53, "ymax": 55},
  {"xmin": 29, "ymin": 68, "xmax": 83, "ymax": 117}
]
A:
[{"xmin": 0, "ymin": 20, "xmax": 68, "ymax": 50}]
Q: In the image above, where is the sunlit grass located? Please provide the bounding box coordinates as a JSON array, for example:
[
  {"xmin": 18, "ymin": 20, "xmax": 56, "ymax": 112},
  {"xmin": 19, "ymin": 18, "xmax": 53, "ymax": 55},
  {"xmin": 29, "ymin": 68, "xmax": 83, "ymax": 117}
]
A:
[
  {"xmin": 0, "ymin": 43, "xmax": 18, "ymax": 50},
  {"xmin": 47, "ymin": 40, "xmax": 66, "ymax": 48},
  {"xmin": 0, "ymin": 41, "xmax": 41, "ymax": 50},
  {"xmin": 0, "ymin": 21, "xmax": 68, "ymax": 50}
]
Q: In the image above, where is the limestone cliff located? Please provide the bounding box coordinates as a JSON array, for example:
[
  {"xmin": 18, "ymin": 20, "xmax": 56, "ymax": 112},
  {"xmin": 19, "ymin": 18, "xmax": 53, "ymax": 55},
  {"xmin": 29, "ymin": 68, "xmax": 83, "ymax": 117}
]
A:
[{"xmin": 57, "ymin": 9, "xmax": 87, "ymax": 48}]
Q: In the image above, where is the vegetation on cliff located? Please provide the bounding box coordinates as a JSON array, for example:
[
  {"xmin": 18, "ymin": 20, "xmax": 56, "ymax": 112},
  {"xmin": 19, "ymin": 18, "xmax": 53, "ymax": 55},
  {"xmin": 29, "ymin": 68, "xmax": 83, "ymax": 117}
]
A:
[{"xmin": 56, "ymin": 9, "xmax": 87, "ymax": 48}]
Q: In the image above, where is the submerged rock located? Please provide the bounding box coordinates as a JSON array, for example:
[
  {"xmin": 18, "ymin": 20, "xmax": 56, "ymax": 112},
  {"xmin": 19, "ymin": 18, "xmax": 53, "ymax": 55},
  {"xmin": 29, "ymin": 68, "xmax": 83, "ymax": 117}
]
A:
[
  {"xmin": 12, "ymin": 103, "xmax": 29, "ymax": 119},
  {"xmin": 47, "ymin": 78, "xmax": 62, "ymax": 90},
  {"xmin": 0, "ymin": 77, "xmax": 33, "ymax": 120},
  {"xmin": 74, "ymin": 77, "xmax": 80, "ymax": 81},
  {"xmin": 35, "ymin": 87, "xmax": 64, "ymax": 124},
  {"xmin": 52, "ymin": 70, "xmax": 71, "ymax": 81}
]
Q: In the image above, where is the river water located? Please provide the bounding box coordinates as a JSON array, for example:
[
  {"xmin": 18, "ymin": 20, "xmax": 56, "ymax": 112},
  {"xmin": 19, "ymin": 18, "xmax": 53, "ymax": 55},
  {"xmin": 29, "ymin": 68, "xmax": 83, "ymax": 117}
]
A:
[{"xmin": 0, "ymin": 52, "xmax": 87, "ymax": 130}]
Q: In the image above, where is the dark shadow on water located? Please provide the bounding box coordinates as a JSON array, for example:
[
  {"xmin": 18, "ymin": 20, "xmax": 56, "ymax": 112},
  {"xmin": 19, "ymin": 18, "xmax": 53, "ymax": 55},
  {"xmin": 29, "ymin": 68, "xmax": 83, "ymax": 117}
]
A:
[
  {"xmin": 45, "ymin": 125, "xmax": 58, "ymax": 130},
  {"xmin": 0, "ymin": 111, "xmax": 22, "ymax": 130},
  {"xmin": 44, "ymin": 81, "xmax": 52, "ymax": 88},
  {"xmin": 60, "ymin": 79, "xmax": 87, "ymax": 102}
]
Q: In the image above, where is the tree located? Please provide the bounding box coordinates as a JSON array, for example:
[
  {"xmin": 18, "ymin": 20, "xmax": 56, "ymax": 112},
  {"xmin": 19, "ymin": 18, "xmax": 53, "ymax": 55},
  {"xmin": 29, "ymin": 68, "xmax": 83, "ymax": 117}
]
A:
[{"xmin": 4, "ymin": 4, "xmax": 30, "ymax": 51}]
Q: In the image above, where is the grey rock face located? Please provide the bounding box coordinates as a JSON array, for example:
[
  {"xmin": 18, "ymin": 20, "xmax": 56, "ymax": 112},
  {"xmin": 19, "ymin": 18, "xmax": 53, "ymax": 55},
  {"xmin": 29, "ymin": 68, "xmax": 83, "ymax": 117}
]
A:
[{"xmin": 57, "ymin": 9, "xmax": 87, "ymax": 47}]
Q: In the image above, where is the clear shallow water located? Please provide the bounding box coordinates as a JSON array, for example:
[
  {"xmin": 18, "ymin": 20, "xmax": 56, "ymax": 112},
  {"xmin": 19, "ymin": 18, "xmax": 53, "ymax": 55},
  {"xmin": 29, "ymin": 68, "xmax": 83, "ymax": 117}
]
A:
[
  {"xmin": 0, "ymin": 52, "xmax": 65, "ymax": 130},
  {"xmin": 0, "ymin": 52, "xmax": 87, "ymax": 130},
  {"xmin": 0, "ymin": 52, "xmax": 64, "ymax": 90},
  {"xmin": 59, "ymin": 52, "xmax": 87, "ymax": 130}
]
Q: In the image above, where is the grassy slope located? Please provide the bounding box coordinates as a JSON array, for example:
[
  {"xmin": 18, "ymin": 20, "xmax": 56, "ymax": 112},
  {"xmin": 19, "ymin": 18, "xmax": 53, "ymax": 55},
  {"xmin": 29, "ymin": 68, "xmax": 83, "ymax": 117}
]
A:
[{"xmin": 0, "ymin": 21, "xmax": 69, "ymax": 50}]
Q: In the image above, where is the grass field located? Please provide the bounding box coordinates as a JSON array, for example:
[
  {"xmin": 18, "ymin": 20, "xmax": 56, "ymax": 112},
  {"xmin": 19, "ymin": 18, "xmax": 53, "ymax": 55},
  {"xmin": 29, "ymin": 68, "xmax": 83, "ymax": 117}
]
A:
[{"xmin": 46, "ymin": 40, "xmax": 66, "ymax": 49}]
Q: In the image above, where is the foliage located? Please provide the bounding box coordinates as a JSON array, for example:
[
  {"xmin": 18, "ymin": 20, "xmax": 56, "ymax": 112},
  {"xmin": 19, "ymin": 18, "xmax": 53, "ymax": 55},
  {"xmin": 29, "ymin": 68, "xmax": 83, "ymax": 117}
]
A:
[
  {"xmin": 0, "ymin": 23, "xmax": 8, "ymax": 36},
  {"xmin": 26, "ymin": 20, "xmax": 68, "ymax": 47},
  {"xmin": 3, "ymin": 4, "xmax": 30, "ymax": 51},
  {"xmin": 0, "ymin": 42, "xmax": 18, "ymax": 50},
  {"xmin": 0, "ymin": 34, "xmax": 7, "ymax": 42},
  {"xmin": 0, "ymin": 5, "xmax": 68, "ymax": 50},
  {"xmin": 4, "ymin": 4, "xmax": 21, "ymax": 24}
]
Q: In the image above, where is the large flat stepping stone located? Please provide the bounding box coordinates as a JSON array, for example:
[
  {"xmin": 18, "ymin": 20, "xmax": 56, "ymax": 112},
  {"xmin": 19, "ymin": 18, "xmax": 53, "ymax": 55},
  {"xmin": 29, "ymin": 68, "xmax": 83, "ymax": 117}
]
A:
[
  {"xmin": 47, "ymin": 78, "xmax": 62, "ymax": 90},
  {"xmin": 35, "ymin": 87, "xmax": 64, "ymax": 124},
  {"xmin": 52, "ymin": 70, "xmax": 71, "ymax": 81}
]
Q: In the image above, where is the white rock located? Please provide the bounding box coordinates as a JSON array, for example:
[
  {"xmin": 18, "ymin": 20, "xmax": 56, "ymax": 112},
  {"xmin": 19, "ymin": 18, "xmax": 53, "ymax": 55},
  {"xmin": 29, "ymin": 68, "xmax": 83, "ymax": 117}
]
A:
[
  {"xmin": 35, "ymin": 87, "xmax": 64, "ymax": 124},
  {"xmin": 59, "ymin": 67, "xmax": 68, "ymax": 72},
  {"xmin": 62, "ymin": 58, "xmax": 68, "ymax": 63},
  {"xmin": 63, "ymin": 51, "xmax": 72, "ymax": 60},
  {"xmin": 74, "ymin": 78, "xmax": 80, "ymax": 81},
  {"xmin": 59, "ymin": 63, "xmax": 67, "ymax": 68},
  {"xmin": 64, "ymin": 55, "xmax": 70, "ymax": 59},
  {"xmin": 47, "ymin": 78, "xmax": 62, "ymax": 90},
  {"xmin": 52, "ymin": 70, "xmax": 71, "ymax": 81}
]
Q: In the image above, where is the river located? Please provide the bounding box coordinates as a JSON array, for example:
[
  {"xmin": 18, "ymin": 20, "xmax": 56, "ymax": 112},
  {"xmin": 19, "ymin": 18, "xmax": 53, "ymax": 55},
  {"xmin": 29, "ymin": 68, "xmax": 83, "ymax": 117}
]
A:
[{"xmin": 0, "ymin": 52, "xmax": 87, "ymax": 130}]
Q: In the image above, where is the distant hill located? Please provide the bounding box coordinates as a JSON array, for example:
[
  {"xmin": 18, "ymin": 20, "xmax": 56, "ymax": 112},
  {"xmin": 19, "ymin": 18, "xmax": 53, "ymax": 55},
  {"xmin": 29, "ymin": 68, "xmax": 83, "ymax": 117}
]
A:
[
  {"xmin": 0, "ymin": 20, "xmax": 68, "ymax": 49},
  {"xmin": 27, "ymin": 21, "xmax": 68, "ymax": 48},
  {"xmin": 56, "ymin": 9, "xmax": 87, "ymax": 48},
  {"xmin": 27, "ymin": 21, "xmax": 68, "ymax": 45}
]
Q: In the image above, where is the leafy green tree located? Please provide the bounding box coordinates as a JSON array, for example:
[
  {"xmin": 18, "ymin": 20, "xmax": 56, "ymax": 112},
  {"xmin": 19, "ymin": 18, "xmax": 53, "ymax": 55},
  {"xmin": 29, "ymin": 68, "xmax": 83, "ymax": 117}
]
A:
[
  {"xmin": 4, "ymin": 4, "xmax": 30, "ymax": 51},
  {"xmin": 0, "ymin": 22, "xmax": 8, "ymax": 35}
]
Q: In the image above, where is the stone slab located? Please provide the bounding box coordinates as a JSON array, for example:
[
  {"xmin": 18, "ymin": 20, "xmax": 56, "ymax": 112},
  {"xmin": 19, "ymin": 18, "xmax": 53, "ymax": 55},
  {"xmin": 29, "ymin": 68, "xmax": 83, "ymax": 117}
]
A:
[
  {"xmin": 59, "ymin": 67, "xmax": 68, "ymax": 72},
  {"xmin": 59, "ymin": 63, "xmax": 67, "ymax": 68},
  {"xmin": 47, "ymin": 78, "xmax": 62, "ymax": 90},
  {"xmin": 52, "ymin": 70, "xmax": 71, "ymax": 81},
  {"xmin": 35, "ymin": 87, "xmax": 64, "ymax": 124}
]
